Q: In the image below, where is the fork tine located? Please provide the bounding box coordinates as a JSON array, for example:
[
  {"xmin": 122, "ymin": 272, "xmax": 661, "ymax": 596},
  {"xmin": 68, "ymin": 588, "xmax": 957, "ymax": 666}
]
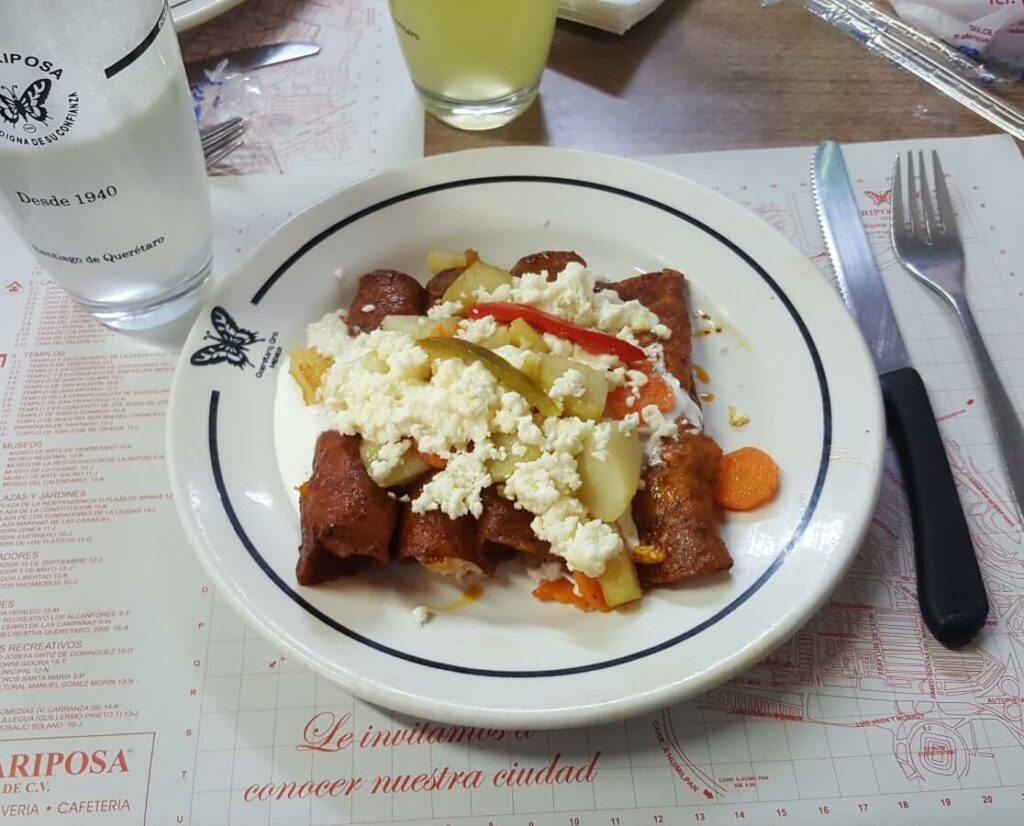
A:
[
  {"xmin": 204, "ymin": 137, "xmax": 244, "ymax": 167},
  {"xmin": 199, "ymin": 116, "xmax": 243, "ymax": 142},
  {"xmin": 906, "ymin": 152, "xmax": 923, "ymax": 241},
  {"xmin": 202, "ymin": 123, "xmax": 245, "ymax": 156},
  {"xmin": 891, "ymin": 154, "xmax": 905, "ymax": 245},
  {"xmin": 931, "ymin": 151, "xmax": 959, "ymax": 236},
  {"xmin": 918, "ymin": 151, "xmax": 938, "ymax": 242},
  {"xmin": 205, "ymin": 116, "xmax": 243, "ymax": 136},
  {"xmin": 201, "ymin": 121, "xmax": 244, "ymax": 150},
  {"xmin": 202, "ymin": 132, "xmax": 231, "ymax": 155}
]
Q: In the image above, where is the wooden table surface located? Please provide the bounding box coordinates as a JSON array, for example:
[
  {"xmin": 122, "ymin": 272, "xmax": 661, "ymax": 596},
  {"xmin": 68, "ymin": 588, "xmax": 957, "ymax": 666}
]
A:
[{"xmin": 425, "ymin": 0, "xmax": 1024, "ymax": 158}]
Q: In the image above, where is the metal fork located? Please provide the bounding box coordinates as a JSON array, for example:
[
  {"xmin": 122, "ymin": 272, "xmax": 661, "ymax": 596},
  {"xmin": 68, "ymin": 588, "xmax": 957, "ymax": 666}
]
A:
[
  {"xmin": 199, "ymin": 116, "xmax": 245, "ymax": 167},
  {"xmin": 891, "ymin": 151, "xmax": 1024, "ymax": 522}
]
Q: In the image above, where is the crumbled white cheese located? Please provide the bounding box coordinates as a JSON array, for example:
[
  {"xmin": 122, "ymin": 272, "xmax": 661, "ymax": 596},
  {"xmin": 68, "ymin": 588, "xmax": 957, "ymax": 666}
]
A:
[
  {"xmin": 542, "ymin": 333, "xmax": 574, "ymax": 356},
  {"xmin": 305, "ymin": 261, "xmax": 688, "ymax": 577},
  {"xmin": 543, "ymin": 417, "xmax": 593, "ymax": 454},
  {"xmin": 641, "ymin": 404, "xmax": 679, "ymax": 440},
  {"xmin": 411, "ymin": 605, "xmax": 432, "ymax": 627},
  {"xmin": 590, "ymin": 422, "xmax": 613, "ymax": 461},
  {"xmin": 361, "ymin": 303, "xmax": 377, "ymax": 313},
  {"xmin": 563, "ymin": 345, "xmax": 627, "ymax": 388},
  {"xmin": 652, "ymin": 323, "xmax": 672, "ymax": 340},
  {"xmin": 501, "ymin": 421, "xmax": 623, "ymax": 576},
  {"xmin": 619, "ymin": 412, "xmax": 640, "ymax": 433},
  {"xmin": 427, "ymin": 300, "xmax": 463, "ymax": 320},
  {"xmin": 527, "ymin": 498, "xmax": 623, "ymax": 577},
  {"xmin": 640, "ymin": 404, "xmax": 679, "ymax": 465},
  {"xmin": 333, "ymin": 267, "xmax": 346, "ymax": 280},
  {"xmin": 617, "ymin": 511, "xmax": 640, "ymax": 550},
  {"xmin": 626, "ymin": 369, "xmax": 649, "ymax": 389},
  {"xmin": 413, "ymin": 449, "xmax": 492, "ymax": 518},
  {"xmin": 505, "ymin": 452, "xmax": 580, "ymax": 513},
  {"xmin": 549, "ymin": 368, "xmax": 587, "ymax": 403},
  {"xmin": 307, "ymin": 312, "xmax": 351, "ymax": 353},
  {"xmin": 493, "ymin": 391, "xmax": 530, "ymax": 434},
  {"xmin": 457, "ymin": 315, "xmax": 498, "ymax": 344},
  {"xmin": 312, "ymin": 317, "xmax": 499, "ymax": 456},
  {"xmin": 527, "ymin": 560, "xmax": 566, "ymax": 583},
  {"xmin": 515, "ymin": 415, "xmax": 544, "ymax": 447},
  {"xmin": 368, "ymin": 439, "xmax": 410, "ymax": 482},
  {"xmin": 491, "ymin": 344, "xmax": 531, "ymax": 370},
  {"xmin": 476, "ymin": 282, "xmax": 512, "ymax": 303}
]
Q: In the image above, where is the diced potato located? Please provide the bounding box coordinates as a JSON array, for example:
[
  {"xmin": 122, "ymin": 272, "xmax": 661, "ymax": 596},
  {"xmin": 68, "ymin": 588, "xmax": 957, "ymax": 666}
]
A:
[
  {"xmin": 481, "ymin": 325, "xmax": 511, "ymax": 350},
  {"xmin": 426, "ymin": 249, "xmax": 467, "ymax": 275},
  {"xmin": 577, "ymin": 426, "xmax": 641, "ymax": 521},
  {"xmin": 289, "ymin": 347, "xmax": 334, "ymax": 405},
  {"xmin": 598, "ymin": 552, "xmax": 643, "ymax": 607},
  {"xmin": 509, "ymin": 318, "xmax": 549, "ymax": 353},
  {"xmin": 537, "ymin": 354, "xmax": 608, "ymax": 420},
  {"xmin": 380, "ymin": 314, "xmax": 458, "ymax": 340},
  {"xmin": 519, "ymin": 351, "xmax": 543, "ymax": 382},
  {"xmin": 442, "ymin": 260, "xmax": 513, "ymax": 306},
  {"xmin": 487, "ymin": 433, "xmax": 541, "ymax": 483},
  {"xmin": 359, "ymin": 440, "xmax": 431, "ymax": 487}
]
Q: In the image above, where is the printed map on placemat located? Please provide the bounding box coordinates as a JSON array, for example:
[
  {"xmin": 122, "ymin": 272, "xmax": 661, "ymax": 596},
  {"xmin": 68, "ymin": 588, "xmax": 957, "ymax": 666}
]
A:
[{"xmin": 180, "ymin": 0, "xmax": 421, "ymax": 176}]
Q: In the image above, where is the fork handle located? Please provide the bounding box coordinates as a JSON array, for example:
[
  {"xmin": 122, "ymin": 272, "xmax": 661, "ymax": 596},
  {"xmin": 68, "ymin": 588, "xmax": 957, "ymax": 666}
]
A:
[
  {"xmin": 880, "ymin": 366, "xmax": 988, "ymax": 648},
  {"xmin": 952, "ymin": 297, "xmax": 1024, "ymax": 520}
]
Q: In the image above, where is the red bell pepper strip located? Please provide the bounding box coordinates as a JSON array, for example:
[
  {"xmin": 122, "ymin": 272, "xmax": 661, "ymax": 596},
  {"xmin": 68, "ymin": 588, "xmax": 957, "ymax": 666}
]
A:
[{"xmin": 467, "ymin": 302, "xmax": 647, "ymax": 364}]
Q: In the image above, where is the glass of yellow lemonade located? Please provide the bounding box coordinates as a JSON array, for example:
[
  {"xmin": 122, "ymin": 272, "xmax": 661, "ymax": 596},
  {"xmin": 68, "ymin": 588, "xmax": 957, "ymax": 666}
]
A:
[{"xmin": 388, "ymin": 0, "xmax": 559, "ymax": 131}]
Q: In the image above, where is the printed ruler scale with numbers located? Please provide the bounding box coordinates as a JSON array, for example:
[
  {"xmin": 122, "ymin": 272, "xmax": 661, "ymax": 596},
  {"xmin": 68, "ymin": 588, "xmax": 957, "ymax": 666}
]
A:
[{"xmin": 0, "ymin": 134, "xmax": 1022, "ymax": 825}]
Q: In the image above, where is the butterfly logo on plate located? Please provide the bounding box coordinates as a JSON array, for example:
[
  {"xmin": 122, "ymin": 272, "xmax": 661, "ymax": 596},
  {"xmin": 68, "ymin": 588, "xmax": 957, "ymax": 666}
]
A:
[
  {"xmin": 0, "ymin": 79, "xmax": 52, "ymax": 129},
  {"xmin": 191, "ymin": 306, "xmax": 265, "ymax": 370}
]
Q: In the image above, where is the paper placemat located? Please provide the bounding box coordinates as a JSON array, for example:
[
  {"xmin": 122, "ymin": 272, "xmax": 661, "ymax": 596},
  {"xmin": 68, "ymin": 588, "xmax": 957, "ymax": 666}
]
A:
[
  {"xmin": 179, "ymin": 0, "xmax": 423, "ymax": 176},
  {"xmin": 1, "ymin": 134, "xmax": 1022, "ymax": 825}
]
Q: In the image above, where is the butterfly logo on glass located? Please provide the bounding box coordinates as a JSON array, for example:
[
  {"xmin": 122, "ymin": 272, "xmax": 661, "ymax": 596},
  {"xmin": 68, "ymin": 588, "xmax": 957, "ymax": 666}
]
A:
[{"xmin": 0, "ymin": 79, "xmax": 52, "ymax": 129}]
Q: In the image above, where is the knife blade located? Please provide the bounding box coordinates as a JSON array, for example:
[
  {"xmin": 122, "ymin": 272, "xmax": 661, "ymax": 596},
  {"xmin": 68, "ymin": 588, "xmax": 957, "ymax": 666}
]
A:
[
  {"xmin": 812, "ymin": 141, "xmax": 988, "ymax": 648},
  {"xmin": 186, "ymin": 42, "xmax": 320, "ymax": 87}
]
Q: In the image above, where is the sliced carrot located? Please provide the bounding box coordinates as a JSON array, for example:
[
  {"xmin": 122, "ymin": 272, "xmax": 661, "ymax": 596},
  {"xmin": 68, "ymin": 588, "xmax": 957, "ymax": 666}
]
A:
[
  {"xmin": 417, "ymin": 452, "xmax": 448, "ymax": 470},
  {"xmin": 606, "ymin": 373, "xmax": 674, "ymax": 419},
  {"xmin": 605, "ymin": 386, "xmax": 632, "ymax": 419},
  {"xmin": 531, "ymin": 579, "xmax": 592, "ymax": 611},
  {"xmin": 714, "ymin": 446, "xmax": 780, "ymax": 511},
  {"xmin": 574, "ymin": 573, "xmax": 611, "ymax": 612}
]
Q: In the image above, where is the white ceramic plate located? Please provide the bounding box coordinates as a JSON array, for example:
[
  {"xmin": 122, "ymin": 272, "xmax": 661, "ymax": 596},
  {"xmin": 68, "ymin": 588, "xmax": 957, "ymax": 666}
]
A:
[
  {"xmin": 167, "ymin": 147, "xmax": 884, "ymax": 729},
  {"xmin": 171, "ymin": 0, "xmax": 248, "ymax": 32}
]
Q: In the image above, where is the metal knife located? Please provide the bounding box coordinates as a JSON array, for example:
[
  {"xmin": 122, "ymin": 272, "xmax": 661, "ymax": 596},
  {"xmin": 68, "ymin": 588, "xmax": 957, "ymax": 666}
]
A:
[
  {"xmin": 812, "ymin": 141, "xmax": 988, "ymax": 649},
  {"xmin": 186, "ymin": 42, "xmax": 320, "ymax": 87}
]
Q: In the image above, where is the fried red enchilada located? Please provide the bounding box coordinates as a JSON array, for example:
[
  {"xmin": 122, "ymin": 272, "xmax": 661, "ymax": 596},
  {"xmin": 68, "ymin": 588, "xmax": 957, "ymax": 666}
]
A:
[{"xmin": 290, "ymin": 249, "xmax": 779, "ymax": 612}]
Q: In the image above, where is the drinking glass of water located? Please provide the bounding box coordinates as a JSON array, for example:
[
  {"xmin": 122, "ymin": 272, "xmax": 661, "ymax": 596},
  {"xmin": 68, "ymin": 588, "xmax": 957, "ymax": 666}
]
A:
[
  {"xmin": 0, "ymin": 0, "xmax": 212, "ymax": 329},
  {"xmin": 388, "ymin": 0, "xmax": 559, "ymax": 131}
]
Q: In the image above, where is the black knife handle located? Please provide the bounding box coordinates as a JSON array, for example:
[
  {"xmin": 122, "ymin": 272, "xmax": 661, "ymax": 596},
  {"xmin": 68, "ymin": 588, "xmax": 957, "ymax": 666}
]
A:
[{"xmin": 880, "ymin": 366, "xmax": 988, "ymax": 648}]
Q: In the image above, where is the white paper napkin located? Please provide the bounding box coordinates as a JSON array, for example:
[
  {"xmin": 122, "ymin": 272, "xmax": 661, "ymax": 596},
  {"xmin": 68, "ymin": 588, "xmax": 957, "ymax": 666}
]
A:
[{"xmin": 558, "ymin": 0, "xmax": 666, "ymax": 34}]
